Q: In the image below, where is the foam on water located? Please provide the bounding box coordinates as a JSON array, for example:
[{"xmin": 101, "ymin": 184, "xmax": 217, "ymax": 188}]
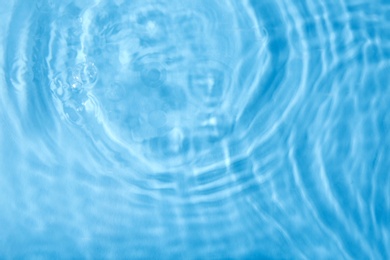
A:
[{"xmin": 1, "ymin": 0, "xmax": 390, "ymax": 258}]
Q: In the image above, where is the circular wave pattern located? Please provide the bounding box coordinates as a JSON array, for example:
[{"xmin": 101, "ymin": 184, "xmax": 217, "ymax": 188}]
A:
[
  {"xmin": 48, "ymin": 0, "xmax": 262, "ymax": 171},
  {"xmin": 1, "ymin": 0, "xmax": 389, "ymax": 258}
]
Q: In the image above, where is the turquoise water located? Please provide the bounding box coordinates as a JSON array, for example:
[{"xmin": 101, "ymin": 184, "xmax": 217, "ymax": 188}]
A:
[{"xmin": 1, "ymin": 0, "xmax": 389, "ymax": 258}]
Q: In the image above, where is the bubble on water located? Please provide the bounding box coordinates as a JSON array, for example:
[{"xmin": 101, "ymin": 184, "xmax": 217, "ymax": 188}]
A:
[
  {"xmin": 83, "ymin": 62, "xmax": 98, "ymax": 84},
  {"xmin": 50, "ymin": 61, "xmax": 97, "ymax": 127},
  {"xmin": 46, "ymin": 1, "xmax": 244, "ymax": 170},
  {"xmin": 140, "ymin": 65, "xmax": 167, "ymax": 88},
  {"xmin": 67, "ymin": 62, "xmax": 98, "ymax": 90},
  {"xmin": 68, "ymin": 71, "xmax": 83, "ymax": 90},
  {"xmin": 51, "ymin": 76, "xmax": 72, "ymax": 101}
]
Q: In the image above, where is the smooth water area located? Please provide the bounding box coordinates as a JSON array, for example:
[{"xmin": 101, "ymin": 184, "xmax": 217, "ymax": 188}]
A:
[{"xmin": 0, "ymin": 0, "xmax": 389, "ymax": 258}]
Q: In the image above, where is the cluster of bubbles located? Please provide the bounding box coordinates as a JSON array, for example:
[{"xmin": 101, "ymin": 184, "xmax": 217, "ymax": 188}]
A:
[
  {"xmin": 1, "ymin": 0, "xmax": 388, "ymax": 258},
  {"xmin": 49, "ymin": 0, "xmax": 256, "ymax": 169},
  {"xmin": 50, "ymin": 61, "xmax": 97, "ymax": 124}
]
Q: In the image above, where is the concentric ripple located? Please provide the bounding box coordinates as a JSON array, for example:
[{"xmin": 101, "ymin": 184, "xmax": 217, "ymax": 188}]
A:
[
  {"xmin": 0, "ymin": 0, "xmax": 389, "ymax": 258},
  {"xmin": 46, "ymin": 0, "xmax": 262, "ymax": 170}
]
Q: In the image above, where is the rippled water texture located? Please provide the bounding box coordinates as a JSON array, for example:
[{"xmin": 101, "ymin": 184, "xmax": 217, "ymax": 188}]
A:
[{"xmin": 1, "ymin": 0, "xmax": 390, "ymax": 258}]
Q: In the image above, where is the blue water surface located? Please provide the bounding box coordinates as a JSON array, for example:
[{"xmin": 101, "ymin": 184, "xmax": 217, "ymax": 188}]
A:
[{"xmin": 0, "ymin": 0, "xmax": 389, "ymax": 258}]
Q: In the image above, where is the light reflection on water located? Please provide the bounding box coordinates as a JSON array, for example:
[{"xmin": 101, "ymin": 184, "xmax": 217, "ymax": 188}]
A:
[{"xmin": 0, "ymin": 0, "xmax": 389, "ymax": 258}]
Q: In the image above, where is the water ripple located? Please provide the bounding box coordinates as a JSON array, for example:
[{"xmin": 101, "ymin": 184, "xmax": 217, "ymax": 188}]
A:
[{"xmin": 0, "ymin": 0, "xmax": 389, "ymax": 258}]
